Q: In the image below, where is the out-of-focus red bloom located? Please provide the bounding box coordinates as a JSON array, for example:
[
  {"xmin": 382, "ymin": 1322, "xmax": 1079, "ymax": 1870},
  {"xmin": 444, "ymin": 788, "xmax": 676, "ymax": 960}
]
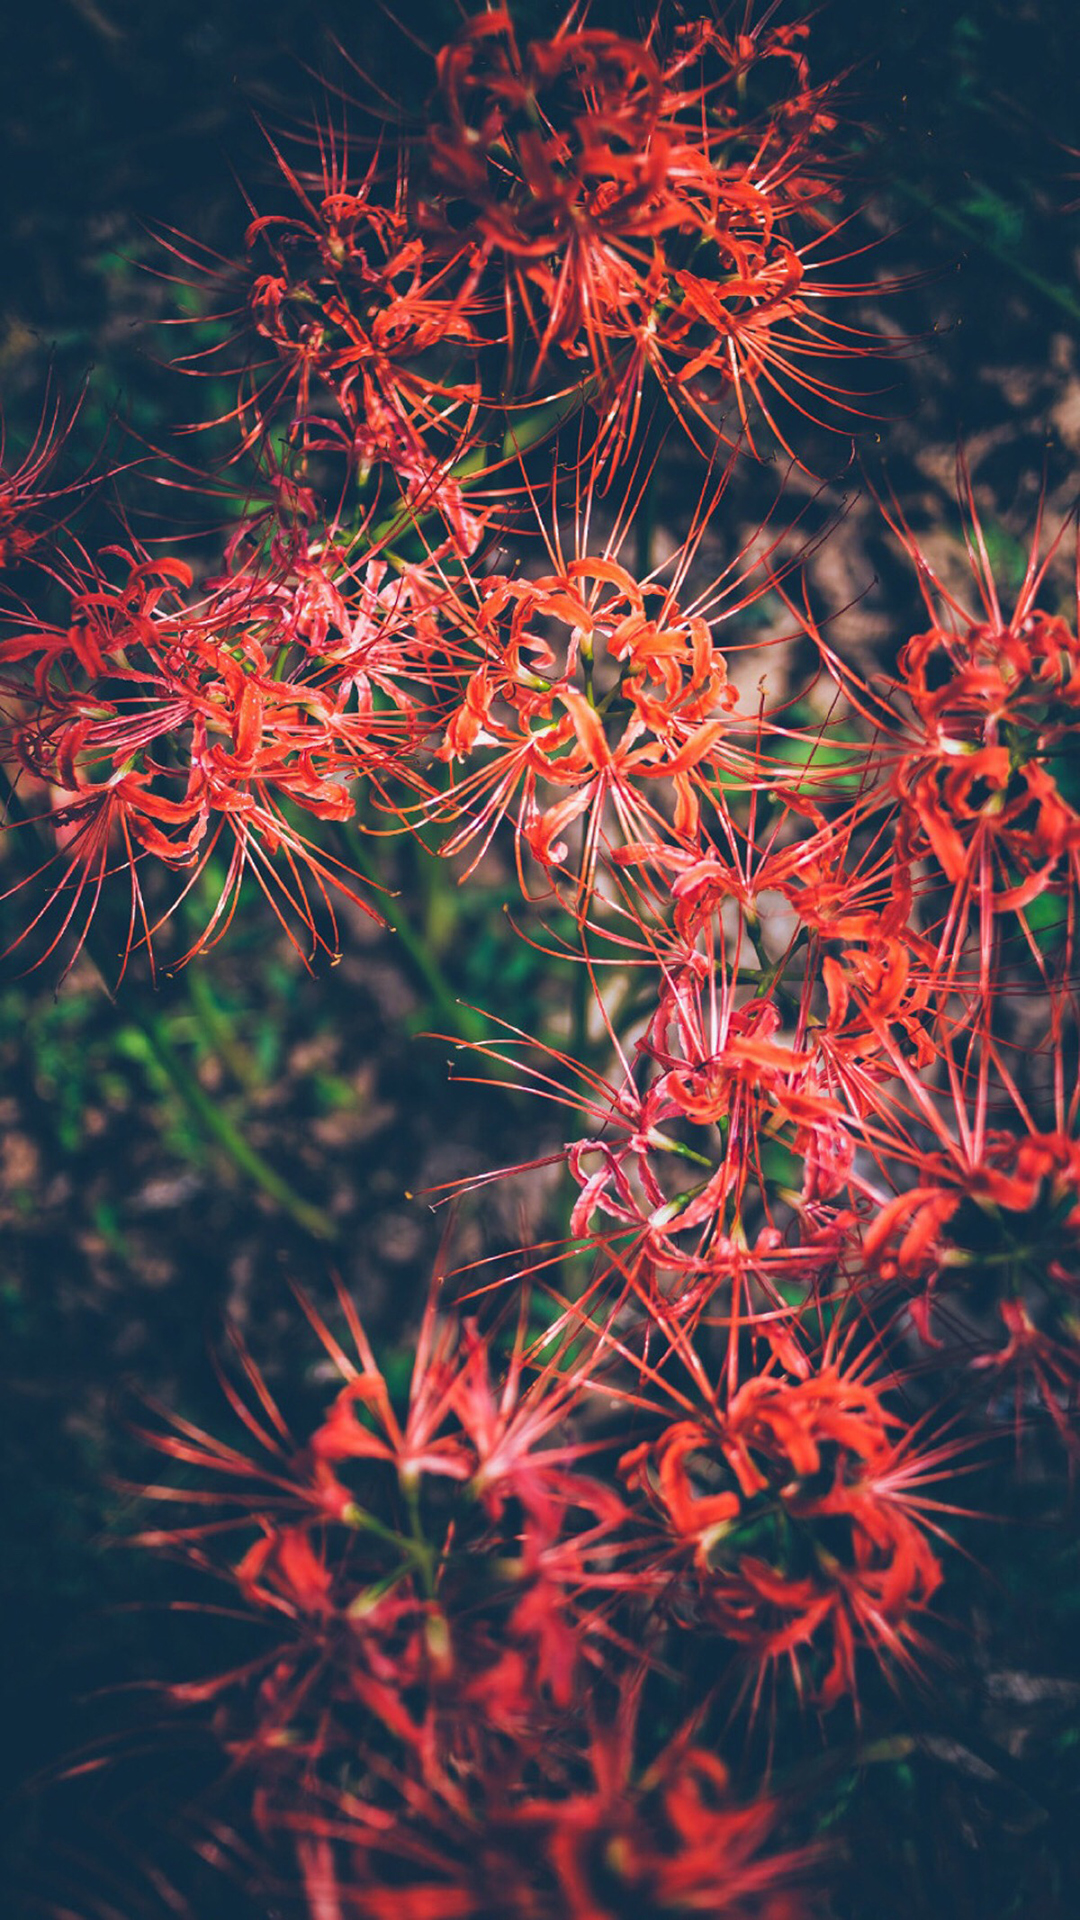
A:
[
  {"xmin": 863, "ymin": 1126, "xmax": 1080, "ymax": 1436},
  {"xmin": 972, "ymin": 1299, "xmax": 1080, "ymax": 1455},
  {"xmin": 132, "ymin": 1269, "xmax": 633, "ymax": 1800},
  {"xmin": 862, "ymin": 1130, "xmax": 1080, "ymax": 1290},
  {"xmin": 293, "ymin": 1694, "xmax": 818, "ymax": 1918}
]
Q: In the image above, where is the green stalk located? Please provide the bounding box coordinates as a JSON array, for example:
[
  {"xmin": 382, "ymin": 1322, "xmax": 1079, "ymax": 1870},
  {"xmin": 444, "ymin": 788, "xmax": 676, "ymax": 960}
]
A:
[
  {"xmin": 389, "ymin": 897, "xmax": 488, "ymax": 1044},
  {"xmin": 183, "ymin": 966, "xmax": 264, "ymax": 1094},
  {"xmin": 133, "ymin": 1010, "xmax": 337, "ymax": 1241},
  {"xmin": 0, "ymin": 769, "xmax": 338, "ymax": 1242},
  {"xmin": 335, "ymin": 822, "xmax": 487, "ymax": 1043}
]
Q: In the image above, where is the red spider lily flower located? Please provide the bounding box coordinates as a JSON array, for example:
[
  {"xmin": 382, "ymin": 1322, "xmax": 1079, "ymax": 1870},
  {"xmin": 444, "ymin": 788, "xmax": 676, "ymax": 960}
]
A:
[
  {"xmin": 159, "ymin": 128, "xmax": 486, "ymax": 483},
  {"xmin": 433, "ymin": 787, "xmax": 891, "ymax": 1332},
  {"xmin": 616, "ymin": 1335, "xmax": 961, "ymax": 1716},
  {"xmin": 131, "ymin": 1266, "xmax": 635, "ymax": 1802},
  {"xmin": 563, "ymin": 958, "xmax": 848, "ymax": 1283},
  {"xmin": 798, "ymin": 458, "xmax": 1080, "ymax": 981},
  {"xmin": 890, "ymin": 603, "xmax": 1080, "ymax": 941},
  {"xmin": 434, "ymin": 554, "xmax": 742, "ymax": 891},
  {"xmin": 436, "ymin": 977, "xmax": 858, "ymax": 1334},
  {"xmin": 291, "ymin": 1689, "xmax": 818, "ymax": 1919},
  {"xmin": 599, "ymin": 997, "xmax": 844, "ymax": 1239},
  {"xmin": 425, "ymin": 455, "xmax": 827, "ymax": 907},
  {"xmin": 1, "ymin": 542, "xmax": 443, "ymax": 975},
  {"xmin": 415, "ymin": 5, "xmax": 887, "ymax": 470},
  {"xmin": 862, "ymin": 1125, "xmax": 1080, "ymax": 1392},
  {"xmin": 242, "ymin": 149, "xmax": 484, "ymax": 457},
  {"xmin": 425, "ymin": 14, "xmax": 671, "ymax": 373}
]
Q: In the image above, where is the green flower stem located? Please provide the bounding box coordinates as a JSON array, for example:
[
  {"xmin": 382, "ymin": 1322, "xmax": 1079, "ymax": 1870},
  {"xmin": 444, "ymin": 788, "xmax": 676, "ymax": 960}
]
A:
[
  {"xmin": 183, "ymin": 966, "xmax": 264, "ymax": 1094},
  {"xmin": 365, "ymin": 376, "xmax": 603, "ymax": 560},
  {"xmin": 133, "ymin": 1010, "xmax": 338, "ymax": 1240},
  {"xmin": 335, "ymin": 822, "xmax": 488, "ymax": 1043},
  {"xmin": 0, "ymin": 769, "xmax": 338, "ymax": 1242},
  {"xmin": 403, "ymin": 1476, "xmax": 436, "ymax": 1598},
  {"xmin": 389, "ymin": 893, "xmax": 488, "ymax": 1043}
]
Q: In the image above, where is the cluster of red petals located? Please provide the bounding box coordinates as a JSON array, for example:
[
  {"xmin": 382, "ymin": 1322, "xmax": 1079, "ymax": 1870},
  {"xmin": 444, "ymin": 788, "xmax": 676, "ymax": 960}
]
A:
[
  {"xmin": 888, "ymin": 605, "xmax": 1080, "ymax": 918},
  {"xmin": 244, "ymin": 163, "xmax": 485, "ymax": 482},
  {"xmin": 134, "ymin": 1281, "xmax": 816, "ymax": 1914},
  {"xmin": 136, "ymin": 1285, "xmax": 633, "ymax": 1794},
  {"xmin": 1, "ymin": 545, "xmax": 448, "ymax": 970},
  {"xmin": 433, "ymin": 554, "xmax": 747, "ymax": 886},
  {"xmin": 0, "ymin": 6, "xmax": 883, "ymax": 969},
  {"xmin": 175, "ymin": 1, "xmax": 881, "ymax": 495},
  {"xmin": 420, "ymin": 8, "xmax": 859, "ymax": 451},
  {"xmin": 621, "ymin": 1357, "xmax": 948, "ymax": 1711},
  {"xmin": 295, "ymin": 1723, "xmax": 812, "ymax": 1918},
  {"xmin": 862, "ymin": 1127, "xmax": 1080, "ymax": 1437},
  {"xmin": 448, "ymin": 469, "xmax": 1080, "ymax": 1463}
]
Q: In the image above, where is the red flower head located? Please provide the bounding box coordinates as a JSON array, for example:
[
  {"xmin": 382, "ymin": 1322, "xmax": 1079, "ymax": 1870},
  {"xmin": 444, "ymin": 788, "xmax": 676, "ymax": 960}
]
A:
[
  {"xmin": 426, "ymin": 14, "xmax": 670, "ymax": 370},
  {"xmin": 418, "ymin": 6, "xmax": 877, "ymax": 467},
  {"xmin": 803, "ymin": 458, "xmax": 1080, "ymax": 982},
  {"xmin": 426, "ymin": 454, "xmax": 810, "ymax": 907},
  {"xmin": 620, "ymin": 1339, "xmax": 958, "ymax": 1716},
  {"xmin": 292, "ymin": 1690, "xmax": 818, "ymax": 1918},
  {"xmin": 241, "ymin": 143, "xmax": 484, "ymax": 462},
  {"xmin": 1, "ymin": 542, "xmax": 443, "ymax": 976},
  {"xmin": 160, "ymin": 121, "xmax": 487, "ymax": 499},
  {"xmin": 863, "ymin": 1122, "xmax": 1080, "ymax": 1443},
  {"xmin": 131, "ymin": 1267, "xmax": 633, "ymax": 1806}
]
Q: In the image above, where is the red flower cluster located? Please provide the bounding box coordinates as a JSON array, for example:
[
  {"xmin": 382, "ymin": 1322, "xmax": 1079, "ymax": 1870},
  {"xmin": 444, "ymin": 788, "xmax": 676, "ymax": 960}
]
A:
[
  {"xmin": 0, "ymin": 4, "xmax": 885, "ymax": 973},
  {"xmin": 807, "ymin": 471, "xmax": 1080, "ymax": 978},
  {"xmin": 133, "ymin": 1278, "xmax": 814, "ymax": 1914},
  {"xmin": 4, "ymin": 6, "xmax": 1078, "ymax": 1916},
  {"xmin": 164, "ymin": 0, "xmax": 882, "ymax": 498},
  {"xmin": 1, "ymin": 546, "xmax": 444, "ymax": 971},
  {"xmin": 291, "ymin": 1713, "xmax": 812, "ymax": 1920},
  {"xmin": 420, "ymin": 7, "xmax": 860, "ymax": 453},
  {"xmin": 433, "ymin": 545, "xmax": 747, "ymax": 891},
  {"xmin": 135, "ymin": 1282, "xmax": 630, "ymax": 1784},
  {"xmin": 294, "ymin": 1725, "xmax": 813, "ymax": 1919},
  {"xmin": 621, "ymin": 1350, "xmax": 952, "ymax": 1713}
]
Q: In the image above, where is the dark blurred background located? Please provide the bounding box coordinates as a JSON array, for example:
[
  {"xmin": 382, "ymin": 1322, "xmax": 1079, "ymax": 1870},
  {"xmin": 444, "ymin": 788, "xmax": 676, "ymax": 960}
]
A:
[{"xmin": 2, "ymin": 2, "xmax": 1080, "ymax": 1914}]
